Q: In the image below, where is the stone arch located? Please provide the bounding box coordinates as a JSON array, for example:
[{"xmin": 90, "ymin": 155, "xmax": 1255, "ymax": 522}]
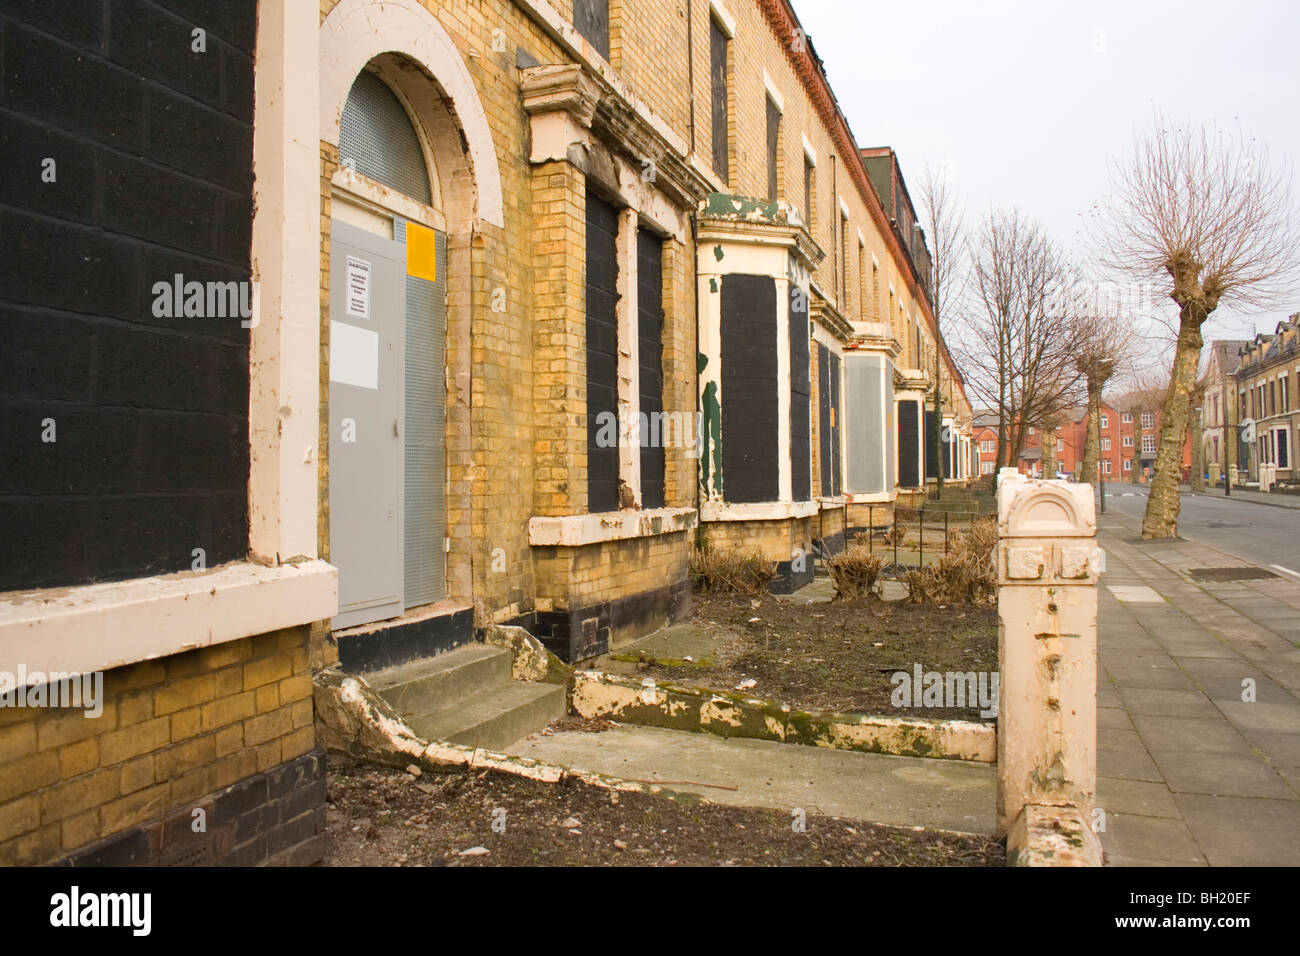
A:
[{"xmin": 319, "ymin": 0, "xmax": 504, "ymax": 229}]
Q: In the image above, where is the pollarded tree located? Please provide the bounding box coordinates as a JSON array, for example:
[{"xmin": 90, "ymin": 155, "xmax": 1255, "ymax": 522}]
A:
[{"xmin": 1094, "ymin": 117, "xmax": 1300, "ymax": 538}]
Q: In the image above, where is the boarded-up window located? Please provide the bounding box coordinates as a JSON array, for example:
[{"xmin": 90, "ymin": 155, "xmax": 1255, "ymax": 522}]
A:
[
  {"xmin": 818, "ymin": 345, "xmax": 841, "ymax": 497},
  {"xmin": 789, "ymin": 287, "xmax": 811, "ymax": 501},
  {"xmin": 803, "ymin": 156, "xmax": 815, "ymax": 229},
  {"xmin": 720, "ymin": 275, "xmax": 777, "ymax": 502},
  {"xmin": 924, "ymin": 407, "xmax": 939, "ymax": 480},
  {"xmin": 586, "ymin": 192, "xmax": 620, "ymax": 512},
  {"xmin": 898, "ymin": 400, "xmax": 920, "ymax": 487},
  {"xmin": 766, "ymin": 95, "xmax": 781, "ymax": 202},
  {"xmin": 710, "ymin": 17, "xmax": 729, "ymax": 182},
  {"xmin": 637, "ymin": 229, "xmax": 665, "ymax": 509},
  {"xmin": 574, "ymin": 0, "xmax": 610, "ymax": 61}
]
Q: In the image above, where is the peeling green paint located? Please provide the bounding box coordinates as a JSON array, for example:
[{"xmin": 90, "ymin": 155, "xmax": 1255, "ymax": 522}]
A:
[
  {"xmin": 709, "ymin": 277, "xmax": 718, "ymax": 293},
  {"xmin": 713, "ymin": 245, "xmax": 724, "ymax": 261},
  {"xmin": 700, "ymin": 380, "xmax": 721, "ymax": 497}
]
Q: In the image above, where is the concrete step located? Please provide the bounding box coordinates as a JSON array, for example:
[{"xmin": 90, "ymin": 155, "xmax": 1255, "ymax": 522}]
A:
[
  {"xmin": 406, "ymin": 681, "xmax": 566, "ymax": 751},
  {"xmin": 369, "ymin": 643, "xmax": 511, "ymax": 717}
]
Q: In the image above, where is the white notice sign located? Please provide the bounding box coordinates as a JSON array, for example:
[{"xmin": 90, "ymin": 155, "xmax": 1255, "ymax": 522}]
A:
[{"xmin": 345, "ymin": 256, "xmax": 371, "ymax": 319}]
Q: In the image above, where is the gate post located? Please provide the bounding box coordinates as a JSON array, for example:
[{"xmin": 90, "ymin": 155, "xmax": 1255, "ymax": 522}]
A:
[{"xmin": 996, "ymin": 468, "xmax": 1103, "ymax": 865}]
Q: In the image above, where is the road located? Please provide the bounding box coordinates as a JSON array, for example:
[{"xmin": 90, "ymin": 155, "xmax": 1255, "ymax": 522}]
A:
[{"xmin": 1097, "ymin": 482, "xmax": 1300, "ymax": 579}]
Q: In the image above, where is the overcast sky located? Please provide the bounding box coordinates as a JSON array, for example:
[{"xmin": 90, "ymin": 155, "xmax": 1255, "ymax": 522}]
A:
[{"xmin": 795, "ymin": 0, "xmax": 1300, "ymax": 351}]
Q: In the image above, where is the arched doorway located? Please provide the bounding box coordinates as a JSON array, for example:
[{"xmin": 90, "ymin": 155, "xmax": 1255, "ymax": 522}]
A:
[{"xmin": 328, "ymin": 65, "xmax": 447, "ymax": 629}]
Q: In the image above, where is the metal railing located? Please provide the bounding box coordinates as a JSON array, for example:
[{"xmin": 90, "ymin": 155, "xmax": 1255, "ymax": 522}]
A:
[{"xmin": 856, "ymin": 504, "xmax": 994, "ymax": 569}]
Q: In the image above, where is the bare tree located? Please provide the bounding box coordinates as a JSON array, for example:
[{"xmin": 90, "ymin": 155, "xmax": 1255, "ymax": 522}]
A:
[
  {"xmin": 955, "ymin": 209, "xmax": 1080, "ymax": 469},
  {"xmin": 919, "ymin": 165, "xmax": 968, "ymax": 496},
  {"xmin": 1094, "ymin": 117, "xmax": 1300, "ymax": 537},
  {"xmin": 1071, "ymin": 285, "xmax": 1141, "ymax": 488}
]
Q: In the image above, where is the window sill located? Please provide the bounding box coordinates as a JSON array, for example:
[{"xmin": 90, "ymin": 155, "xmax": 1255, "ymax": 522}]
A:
[
  {"xmin": 0, "ymin": 560, "xmax": 337, "ymax": 679},
  {"xmin": 698, "ymin": 500, "xmax": 820, "ymax": 522},
  {"xmin": 529, "ymin": 507, "xmax": 698, "ymax": 547}
]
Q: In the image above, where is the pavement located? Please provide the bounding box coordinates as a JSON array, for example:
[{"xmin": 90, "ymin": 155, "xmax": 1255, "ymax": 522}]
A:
[
  {"xmin": 1094, "ymin": 497, "xmax": 1300, "ymax": 866},
  {"xmin": 513, "ymin": 724, "xmax": 996, "ymax": 835}
]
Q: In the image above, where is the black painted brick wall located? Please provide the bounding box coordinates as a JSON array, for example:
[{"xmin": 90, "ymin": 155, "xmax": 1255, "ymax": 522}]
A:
[
  {"xmin": 0, "ymin": 1, "xmax": 257, "ymax": 590},
  {"xmin": 59, "ymin": 749, "xmax": 326, "ymax": 867}
]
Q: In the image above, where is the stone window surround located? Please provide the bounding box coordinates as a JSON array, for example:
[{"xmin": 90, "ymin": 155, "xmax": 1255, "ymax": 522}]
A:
[
  {"xmin": 0, "ymin": 0, "xmax": 337, "ymax": 679},
  {"xmin": 521, "ymin": 61, "xmax": 713, "ymax": 546},
  {"xmin": 696, "ymin": 209, "xmax": 821, "ymax": 508}
]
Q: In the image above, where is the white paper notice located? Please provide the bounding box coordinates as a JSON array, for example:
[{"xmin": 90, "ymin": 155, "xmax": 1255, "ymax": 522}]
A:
[
  {"xmin": 345, "ymin": 256, "xmax": 371, "ymax": 319},
  {"xmin": 329, "ymin": 321, "xmax": 378, "ymax": 390}
]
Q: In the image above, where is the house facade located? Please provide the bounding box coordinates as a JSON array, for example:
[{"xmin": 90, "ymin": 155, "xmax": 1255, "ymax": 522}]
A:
[
  {"xmin": 0, "ymin": 0, "xmax": 973, "ymax": 865},
  {"xmin": 1235, "ymin": 318, "xmax": 1300, "ymax": 487},
  {"xmin": 1201, "ymin": 339, "xmax": 1250, "ymax": 486}
]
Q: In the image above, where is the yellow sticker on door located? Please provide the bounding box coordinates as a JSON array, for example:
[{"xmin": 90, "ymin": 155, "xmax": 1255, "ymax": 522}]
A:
[{"xmin": 406, "ymin": 221, "xmax": 437, "ymax": 281}]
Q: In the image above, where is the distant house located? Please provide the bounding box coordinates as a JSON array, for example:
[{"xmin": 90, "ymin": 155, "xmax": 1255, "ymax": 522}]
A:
[
  {"xmin": 1235, "ymin": 318, "xmax": 1300, "ymax": 488},
  {"xmin": 1201, "ymin": 339, "xmax": 1251, "ymax": 486}
]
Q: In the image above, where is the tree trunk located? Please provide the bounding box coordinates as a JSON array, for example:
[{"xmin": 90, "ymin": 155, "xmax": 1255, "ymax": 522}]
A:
[
  {"xmin": 1079, "ymin": 377, "xmax": 1102, "ymax": 488},
  {"xmin": 1141, "ymin": 308, "xmax": 1204, "ymax": 538},
  {"xmin": 1042, "ymin": 425, "xmax": 1058, "ymax": 478}
]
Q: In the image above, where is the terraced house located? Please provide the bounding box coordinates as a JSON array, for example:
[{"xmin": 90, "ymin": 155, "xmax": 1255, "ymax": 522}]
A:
[
  {"xmin": 0, "ymin": 0, "xmax": 970, "ymax": 866},
  {"xmin": 1236, "ymin": 317, "xmax": 1300, "ymax": 489}
]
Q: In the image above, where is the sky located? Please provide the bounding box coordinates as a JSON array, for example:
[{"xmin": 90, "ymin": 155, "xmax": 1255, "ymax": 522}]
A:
[{"xmin": 794, "ymin": 0, "xmax": 1300, "ymax": 354}]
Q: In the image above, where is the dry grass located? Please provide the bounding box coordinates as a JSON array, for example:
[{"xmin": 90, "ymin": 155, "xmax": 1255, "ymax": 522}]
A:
[
  {"xmin": 904, "ymin": 519, "xmax": 997, "ymax": 606},
  {"xmin": 689, "ymin": 543, "xmax": 777, "ymax": 595},
  {"xmin": 825, "ymin": 547, "xmax": 887, "ymax": 600}
]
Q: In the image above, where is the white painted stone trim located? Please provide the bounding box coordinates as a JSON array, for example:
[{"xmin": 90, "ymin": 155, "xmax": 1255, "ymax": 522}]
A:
[
  {"xmin": 762, "ymin": 70, "xmax": 784, "ymax": 113},
  {"xmin": 802, "ymin": 133, "xmax": 817, "ymax": 166},
  {"xmin": 699, "ymin": 500, "xmax": 819, "ymax": 522},
  {"xmin": 0, "ymin": 561, "xmax": 337, "ymax": 680},
  {"xmin": 816, "ymin": 496, "xmax": 847, "ymax": 508},
  {"xmin": 709, "ymin": 0, "xmax": 736, "ymax": 38},
  {"xmin": 844, "ymin": 491, "xmax": 897, "ymax": 504},
  {"xmin": 249, "ymin": 0, "xmax": 323, "ymax": 569},
  {"xmin": 319, "ymin": 0, "xmax": 504, "ymax": 227},
  {"xmin": 528, "ymin": 508, "xmax": 699, "ymax": 547},
  {"xmin": 838, "ymin": 196, "xmax": 850, "ymax": 220}
]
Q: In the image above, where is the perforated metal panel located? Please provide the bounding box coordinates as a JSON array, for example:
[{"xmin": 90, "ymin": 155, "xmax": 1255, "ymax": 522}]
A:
[
  {"xmin": 396, "ymin": 219, "xmax": 447, "ymax": 608},
  {"xmin": 339, "ymin": 71, "xmax": 432, "ymax": 206}
]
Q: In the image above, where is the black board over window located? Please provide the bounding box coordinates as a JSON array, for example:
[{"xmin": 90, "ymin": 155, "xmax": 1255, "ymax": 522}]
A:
[
  {"xmin": 585, "ymin": 192, "xmax": 620, "ymax": 512},
  {"xmin": 720, "ymin": 275, "xmax": 777, "ymax": 503},
  {"xmin": 637, "ymin": 229, "xmax": 665, "ymax": 510},
  {"xmin": 766, "ymin": 95, "xmax": 781, "ymax": 202},
  {"xmin": 789, "ymin": 287, "xmax": 811, "ymax": 502},
  {"xmin": 710, "ymin": 16, "xmax": 729, "ymax": 183},
  {"xmin": 574, "ymin": 0, "xmax": 610, "ymax": 60}
]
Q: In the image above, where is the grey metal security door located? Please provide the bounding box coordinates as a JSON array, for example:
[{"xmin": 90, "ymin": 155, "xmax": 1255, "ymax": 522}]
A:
[
  {"xmin": 399, "ymin": 219, "xmax": 447, "ymax": 608},
  {"xmin": 330, "ymin": 219, "xmax": 405, "ymax": 630}
]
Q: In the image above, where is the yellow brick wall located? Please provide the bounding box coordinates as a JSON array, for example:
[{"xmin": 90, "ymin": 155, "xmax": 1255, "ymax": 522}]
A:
[
  {"xmin": 701, "ymin": 515, "xmax": 811, "ymax": 565},
  {"xmin": 534, "ymin": 531, "xmax": 690, "ymax": 609},
  {"xmin": 0, "ymin": 627, "xmax": 314, "ymax": 866}
]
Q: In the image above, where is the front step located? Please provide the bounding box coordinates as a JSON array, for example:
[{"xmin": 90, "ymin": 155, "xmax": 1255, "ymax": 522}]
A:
[
  {"xmin": 407, "ymin": 681, "xmax": 565, "ymax": 752},
  {"xmin": 370, "ymin": 644, "xmax": 510, "ymax": 716},
  {"xmin": 366, "ymin": 642, "xmax": 565, "ymax": 752}
]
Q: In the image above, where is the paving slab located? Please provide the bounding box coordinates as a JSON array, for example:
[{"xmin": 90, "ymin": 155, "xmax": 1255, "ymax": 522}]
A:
[
  {"xmin": 1149, "ymin": 750, "xmax": 1295, "ymax": 799},
  {"xmin": 511, "ymin": 723, "xmax": 996, "ymax": 835},
  {"xmin": 1173, "ymin": 794, "xmax": 1300, "ymax": 866}
]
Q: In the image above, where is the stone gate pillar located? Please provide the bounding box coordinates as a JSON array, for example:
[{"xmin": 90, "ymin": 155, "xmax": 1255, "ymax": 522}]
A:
[{"xmin": 996, "ymin": 468, "xmax": 1103, "ymax": 864}]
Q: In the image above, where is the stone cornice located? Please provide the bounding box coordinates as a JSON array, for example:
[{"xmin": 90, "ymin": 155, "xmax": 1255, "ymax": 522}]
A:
[{"xmin": 520, "ymin": 63, "xmax": 716, "ymax": 209}]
